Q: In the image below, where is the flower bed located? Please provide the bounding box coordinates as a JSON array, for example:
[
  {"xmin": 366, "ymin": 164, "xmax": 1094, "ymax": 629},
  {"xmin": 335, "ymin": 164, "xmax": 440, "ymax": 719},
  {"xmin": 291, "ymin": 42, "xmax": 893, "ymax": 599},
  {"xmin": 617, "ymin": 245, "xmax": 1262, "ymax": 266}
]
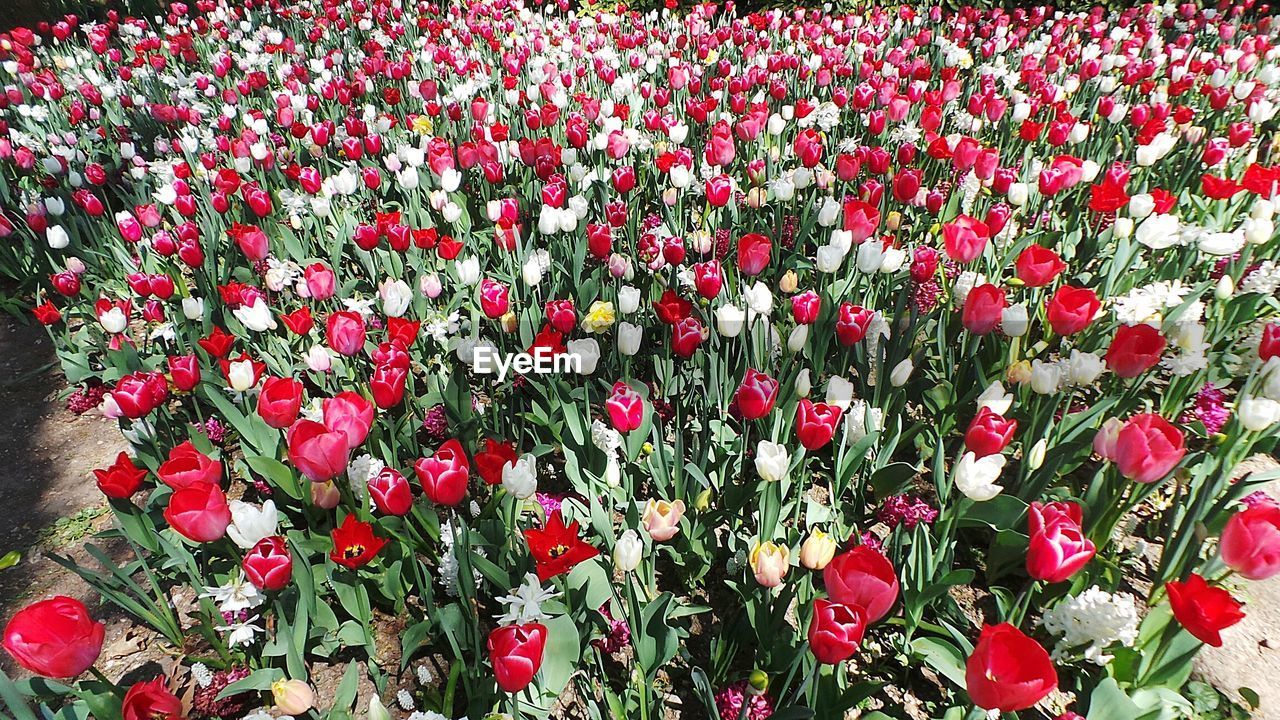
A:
[{"xmin": 1, "ymin": 0, "xmax": 1280, "ymax": 718}]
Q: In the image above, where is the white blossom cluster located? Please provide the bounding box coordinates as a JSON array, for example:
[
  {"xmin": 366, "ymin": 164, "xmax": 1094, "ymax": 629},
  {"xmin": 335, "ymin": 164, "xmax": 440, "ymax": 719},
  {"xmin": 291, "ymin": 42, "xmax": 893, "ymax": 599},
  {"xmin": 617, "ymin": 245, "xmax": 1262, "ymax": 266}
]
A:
[{"xmin": 1040, "ymin": 586, "xmax": 1140, "ymax": 665}]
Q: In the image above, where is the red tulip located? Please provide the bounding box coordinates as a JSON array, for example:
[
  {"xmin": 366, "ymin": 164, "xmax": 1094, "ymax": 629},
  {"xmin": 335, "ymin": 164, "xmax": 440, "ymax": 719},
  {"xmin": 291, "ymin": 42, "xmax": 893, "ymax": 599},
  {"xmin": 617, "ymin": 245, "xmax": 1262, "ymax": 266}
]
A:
[
  {"xmin": 606, "ymin": 382, "xmax": 645, "ymax": 432},
  {"xmin": 807, "ymin": 599, "xmax": 866, "ymax": 664},
  {"xmin": 111, "ymin": 371, "xmax": 169, "ymax": 419},
  {"xmin": 1113, "ymin": 413, "xmax": 1185, "ymax": 483},
  {"xmin": 796, "ymin": 399, "xmax": 843, "ymax": 450},
  {"xmin": 544, "ymin": 300, "xmax": 577, "ymax": 334},
  {"xmin": 157, "ymin": 441, "xmax": 222, "ymax": 489},
  {"xmin": 480, "ymin": 279, "xmax": 510, "ymax": 319},
  {"xmin": 167, "ymin": 354, "xmax": 201, "ymax": 392},
  {"xmin": 941, "ymin": 215, "xmax": 989, "ymax": 263},
  {"xmin": 475, "ymin": 438, "xmax": 519, "ymax": 486},
  {"xmin": 228, "ymin": 223, "xmax": 268, "ymax": 261},
  {"xmin": 964, "ymin": 407, "xmax": 1017, "ymax": 457},
  {"xmin": 121, "ymin": 677, "xmax": 183, "ymax": 720},
  {"xmin": 326, "ymin": 311, "xmax": 367, "ymax": 356},
  {"xmin": 670, "ymin": 317, "xmax": 705, "ymax": 358},
  {"xmin": 280, "ymin": 307, "xmax": 314, "ymax": 336},
  {"xmin": 163, "ymin": 480, "xmax": 231, "ymax": 543},
  {"xmin": 414, "ymin": 438, "xmax": 470, "ymax": 506},
  {"xmin": 1026, "ymin": 501, "xmax": 1096, "ymax": 583},
  {"xmin": 488, "ymin": 623, "xmax": 548, "ymax": 693},
  {"xmin": 737, "ymin": 233, "xmax": 772, "ymax": 276},
  {"xmin": 242, "ymin": 536, "xmax": 293, "ymax": 591},
  {"xmin": 93, "ymin": 452, "xmax": 147, "ymax": 498},
  {"xmin": 286, "ymin": 420, "xmax": 351, "ymax": 483},
  {"xmin": 1105, "ymin": 324, "xmax": 1167, "ymax": 378},
  {"xmin": 1260, "ymin": 322, "xmax": 1280, "ymax": 361},
  {"xmin": 368, "ymin": 467, "xmax": 413, "ymax": 516},
  {"xmin": 322, "ymin": 391, "xmax": 375, "ymax": 450},
  {"xmin": 329, "ymin": 514, "xmax": 388, "ymax": 569},
  {"xmin": 843, "ymin": 199, "xmax": 881, "ymax": 243},
  {"xmin": 835, "ymin": 303, "xmax": 875, "ymax": 346},
  {"xmin": 1015, "ymin": 245, "xmax": 1067, "ymax": 287},
  {"xmin": 1045, "ymin": 286, "xmax": 1101, "ymax": 336},
  {"xmin": 692, "ymin": 261, "xmax": 723, "ymax": 299},
  {"xmin": 961, "ymin": 284, "xmax": 1007, "ymax": 335},
  {"xmin": 2, "ymin": 596, "xmax": 104, "ymax": 678},
  {"xmin": 304, "ymin": 263, "xmax": 336, "ymax": 300},
  {"xmin": 823, "ymin": 546, "xmax": 899, "ymax": 622},
  {"xmin": 653, "ymin": 289, "xmax": 693, "ymax": 324},
  {"xmin": 735, "ymin": 369, "xmax": 779, "ymax": 420},
  {"xmin": 1166, "ymin": 574, "xmax": 1245, "ymax": 647},
  {"xmin": 791, "ymin": 291, "xmax": 821, "ymax": 325},
  {"xmin": 965, "ymin": 624, "xmax": 1057, "ymax": 712},
  {"xmin": 611, "ymin": 165, "xmax": 636, "ymax": 194},
  {"xmin": 793, "ymin": 129, "xmax": 824, "ymax": 168},
  {"xmin": 1220, "ymin": 500, "xmax": 1280, "ymax": 580},
  {"xmin": 258, "ymin": 376, "xmax": 304, "ymax": 429},
  {"xmin": 370, "ymin": 364, "xmax": 408, "ymax": 409}
]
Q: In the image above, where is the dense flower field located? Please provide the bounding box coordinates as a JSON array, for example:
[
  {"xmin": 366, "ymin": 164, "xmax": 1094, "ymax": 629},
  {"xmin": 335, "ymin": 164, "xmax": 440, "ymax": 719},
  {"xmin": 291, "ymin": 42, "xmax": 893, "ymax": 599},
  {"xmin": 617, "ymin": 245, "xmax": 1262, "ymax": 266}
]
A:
[{"xmin": 1, "ymin": 0, "xmax": 1280, "ymax": 717}]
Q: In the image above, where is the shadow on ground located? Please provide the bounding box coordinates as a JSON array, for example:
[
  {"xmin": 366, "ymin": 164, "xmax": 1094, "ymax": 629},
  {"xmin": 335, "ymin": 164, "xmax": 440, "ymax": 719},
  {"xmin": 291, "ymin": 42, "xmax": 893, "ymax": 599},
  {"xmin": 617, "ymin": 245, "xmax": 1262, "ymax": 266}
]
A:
[{"xmin": 0, "ymin": 313, "xmax": 127, "ymax": 672}]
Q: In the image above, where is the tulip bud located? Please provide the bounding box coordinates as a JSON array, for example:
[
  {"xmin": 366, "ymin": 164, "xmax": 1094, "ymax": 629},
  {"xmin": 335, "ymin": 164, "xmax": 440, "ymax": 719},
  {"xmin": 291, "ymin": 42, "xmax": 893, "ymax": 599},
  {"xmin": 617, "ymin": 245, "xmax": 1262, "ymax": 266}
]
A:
[
  {"xmin": 749, "ymin": 540, "xmax": 790, "ymax": 588},
  {"xmin": 747, "ymin": 670, "xmax": 769, "ymax": 695},
  {"xmin": 779, "ymin": 270, "xmax": 799, "ymax": 293},
  {"xmin": 800, "ymin": 529, "xmax": 837, "ymax": 570},
  {"xmin": 1216, "ymin": 275, "xmax": 1235, "ymax": 299},
  {"xmin": 500, "ymin": 312, "xmax": 518, "ymax": 333},
  {"xmin": 1027, "ymin": 438, "xmax": 1047, "ymax": 470},
  {"xmin": 311, "ymin": 480, "xmax": 340, "ymax": 509},
  {"xmin": 272, "ymin": 680, "xmax": 314, "ymax": 715},
  {"xmin": 795, "ymin": 368, "xmax": 812, "ymax": 397},
  {"xmin": 889, "ymin": 358, "xmax": 913, "ymax": 387},
  {"xmin": 368, "ymin": 697, "xmax": 392, "ymax": 720},
  {"xmin": 694, "ymin": 487, "xmax": 713, "ymax": 512},
  {"xmin": 614, "ymin": 529, "xmax": 643, "ymax": 572}
]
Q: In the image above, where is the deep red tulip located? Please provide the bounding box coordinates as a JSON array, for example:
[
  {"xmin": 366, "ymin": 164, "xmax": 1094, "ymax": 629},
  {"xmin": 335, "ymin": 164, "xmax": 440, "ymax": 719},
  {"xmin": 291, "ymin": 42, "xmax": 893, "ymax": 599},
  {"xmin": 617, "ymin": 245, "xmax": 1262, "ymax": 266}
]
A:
[
  {"xmin": 965, "ymin": 624, "xmax": 1057, "ymax": 712},
  {"xmin": 1166, "ymin": 574, "xmax": 1245, "ymax": 647},
  {"xmin": 414, "ymin": 439, "xmax": 470, "ymax": 506},
  {"xmin": 488, "ymin": 623, "xmax": 548, "ymax": 693},
  {"xmin": 2, "ymin": 596, "xmax": 104, "ymax": 678},
  {"xmin": 807, "ymin": 599, "xmax": 866, "ymax": 664}
]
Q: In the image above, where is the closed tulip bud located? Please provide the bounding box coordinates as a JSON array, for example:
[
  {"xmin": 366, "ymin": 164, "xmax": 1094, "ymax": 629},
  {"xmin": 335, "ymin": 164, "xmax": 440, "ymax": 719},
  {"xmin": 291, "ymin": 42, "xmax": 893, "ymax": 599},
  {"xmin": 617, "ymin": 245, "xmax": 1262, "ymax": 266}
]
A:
[
  {"xmin": 885, "ymin": 211, "xmax": 902, "ymax": 232},
  {"xmin": 754, "ymin": 441, "xmax": 789, "ymax": 482},
  {"xmin": 1112, "ymin": 217, "xmax": 1134, "ymax": 239},
  {"xmin": 747, "ymin": 670, "xmax": 769, "ymax": 695},
  {"xmin": 1216, "ymin": 275, "xmax": 1235, "ymax": 299},
  {"xmin": 750, "ymin": 540, "xmax": 790, "ymax": 588},
  {"xmin": 500, "ymin": 312, "xmax": 518, "ymax": 333},
  {"xmin": 614, "ymin": 529, "xmax": 643, "ymax": 572},
  {"xmin": 311, "ymin": 480, "xmax": 340, "ymax": 509},
  {"xmin": 1027, "ymin": 439, "xmax": 1047, "ymax": 470},
  {"xmin": 181, "ymin": 297, "xmax": 204, "ymax": 320},
  {"xmin": 272, "ymin": 680, "xmax": 314, "ymax": 715},
  {"xmin": 501, "ymin": 454, "xmax": 538, "ymax": 499},
  {"xmin": 617, "ymin": 322, "xmax": 643, "ymax": 356},
  {"xmin": 800, "ymin": 529, "xmax": 837, "ymax": 570},
  {"xmin": 889, "ymin": 358, "xmax": 913, "ymax": 387},
  {"xmin": 795, "ymin": 368, "xmax": 812, "ymax": 397},
  {"xmin": 779, "ymin": 270, "xmax": 799, "ymax": 294},
  {"xmin": 1001, "ymin": 304, "xmax": 1029, "ymax": 337},
  {"xmin": 618, "ymin": 286, "xmax": 641, "ymax": 314},
  {"xmin": 368, "ymin": 696, "xmax": 392, "ymax": 720}
]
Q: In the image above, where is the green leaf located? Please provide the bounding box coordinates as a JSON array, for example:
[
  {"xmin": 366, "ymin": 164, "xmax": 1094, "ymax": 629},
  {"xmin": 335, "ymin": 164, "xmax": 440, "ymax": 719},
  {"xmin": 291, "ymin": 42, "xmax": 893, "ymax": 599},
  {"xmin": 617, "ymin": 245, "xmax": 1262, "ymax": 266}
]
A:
[
  {"xmin": 1087, "ymin": 678, "xmax": 1140, "ymax": 720},
  {"xmin": 0, "ymin": 550, "xmax": 20, "ymax": 570},
  {"xmin": 869, "ymin": 462, "xmax": 918, "ymax": 497},
  {"xmin": 911, "ymin": 636, "xmax": 967, "ymax": 690},
  {"xmin": 217, "ymin": 667, "xmax": 283, "ymax": 700}
]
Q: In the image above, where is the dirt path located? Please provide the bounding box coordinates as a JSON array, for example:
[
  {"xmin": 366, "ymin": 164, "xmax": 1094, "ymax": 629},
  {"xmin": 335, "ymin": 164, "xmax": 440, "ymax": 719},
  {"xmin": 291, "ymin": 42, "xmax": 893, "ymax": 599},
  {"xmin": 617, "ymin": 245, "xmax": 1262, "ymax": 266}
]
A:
[
  {"xmin": 0, "ymin": 316, "xmax": 125, "ymax": 623},
  {"xmin": 1194, "ymin": 456, "xmax": 1280, "ymax": 718}
]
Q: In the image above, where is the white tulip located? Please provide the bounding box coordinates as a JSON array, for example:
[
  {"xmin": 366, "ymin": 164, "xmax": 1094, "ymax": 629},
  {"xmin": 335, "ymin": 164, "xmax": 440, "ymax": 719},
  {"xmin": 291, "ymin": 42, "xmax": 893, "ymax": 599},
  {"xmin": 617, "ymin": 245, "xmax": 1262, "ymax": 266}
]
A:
[
  {"xmin": 795, "ymin": 368, "xmax": 812, "ymax": 397},
  {"xmin": 955, "ymin": 452, "xmax": 1006, "ymax": 501},
  {"xmin": 815, "ymin": 245, "xmax": 844, "ymax": 273},
  {"xmin": 227, "ymin": 500, "xmax": 279, "ymax": 550},
  {"xmin": 754, "ymin": 441, "xmax": 790, "ymax": 482},
  {"xmin": 618, "ymin": 286, "xmax": 641, "ymax": 314},
  {"xmin": 890, "ymin": 358, "xmax": 914, "ymax": 387},
  {"xmin": 1001, "ymin": 305, "xmax": 1029, "ymax": 337},
  {"xmin": 234, "ymin": 297, "xmax": 277, "ymax": 332},
  {"xmin": 456, "ymin": 257, "xmax": 481, "ymax": 285},
  {"xmin": 379, "ymin": 279, "xmax": 413, "ymax": 318},
  {"xmin": 99, "ymin": 308, "xmax": 127, "ymax": 334},
  {"xmin": 614, "ymin": 530, "xmax": 643, "ymax": 572},
  {"xmin": 46, "ymin": 225, "xmax": 69, "ymax": 249},
  {"xmin": 181, "ymin": 297, "xmax": 205, "ymax": 321},
  {"xmin": 716, "ymin": 304, "xmax": 745, "ymax": 337},
  {"xmin": 228, "ymin": 359, "xmax": 257, "ymax": 392},
  {"xmin": 825, "ymin": 376, "xmax": 855, "ymax": 411},
  {"xmin": 567, "ymin": 338, "xmax": 600, "ymax": 374},
  {"xmin": 501, "ymin": 454, "xmax": 538, "ymax": 499},
  {"xmin": 977, "ymin": 382, "xmax": 1013, "ymax": 415},
  {"xmin": 618, "ymin": 322, "xmax": 643, "ymax": 356},
  {"xmin": 1238, "ymin": 394, "xmax": 1280, "ymax": 432}
]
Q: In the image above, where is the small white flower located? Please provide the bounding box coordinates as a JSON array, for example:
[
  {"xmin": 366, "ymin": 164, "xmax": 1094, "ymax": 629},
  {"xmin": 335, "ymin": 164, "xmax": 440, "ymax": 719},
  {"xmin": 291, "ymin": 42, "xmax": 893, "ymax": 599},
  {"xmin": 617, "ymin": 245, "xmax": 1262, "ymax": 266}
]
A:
[{"xmin": 495, "ymin": 573, "xmax": 559, "ymax": 626}]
